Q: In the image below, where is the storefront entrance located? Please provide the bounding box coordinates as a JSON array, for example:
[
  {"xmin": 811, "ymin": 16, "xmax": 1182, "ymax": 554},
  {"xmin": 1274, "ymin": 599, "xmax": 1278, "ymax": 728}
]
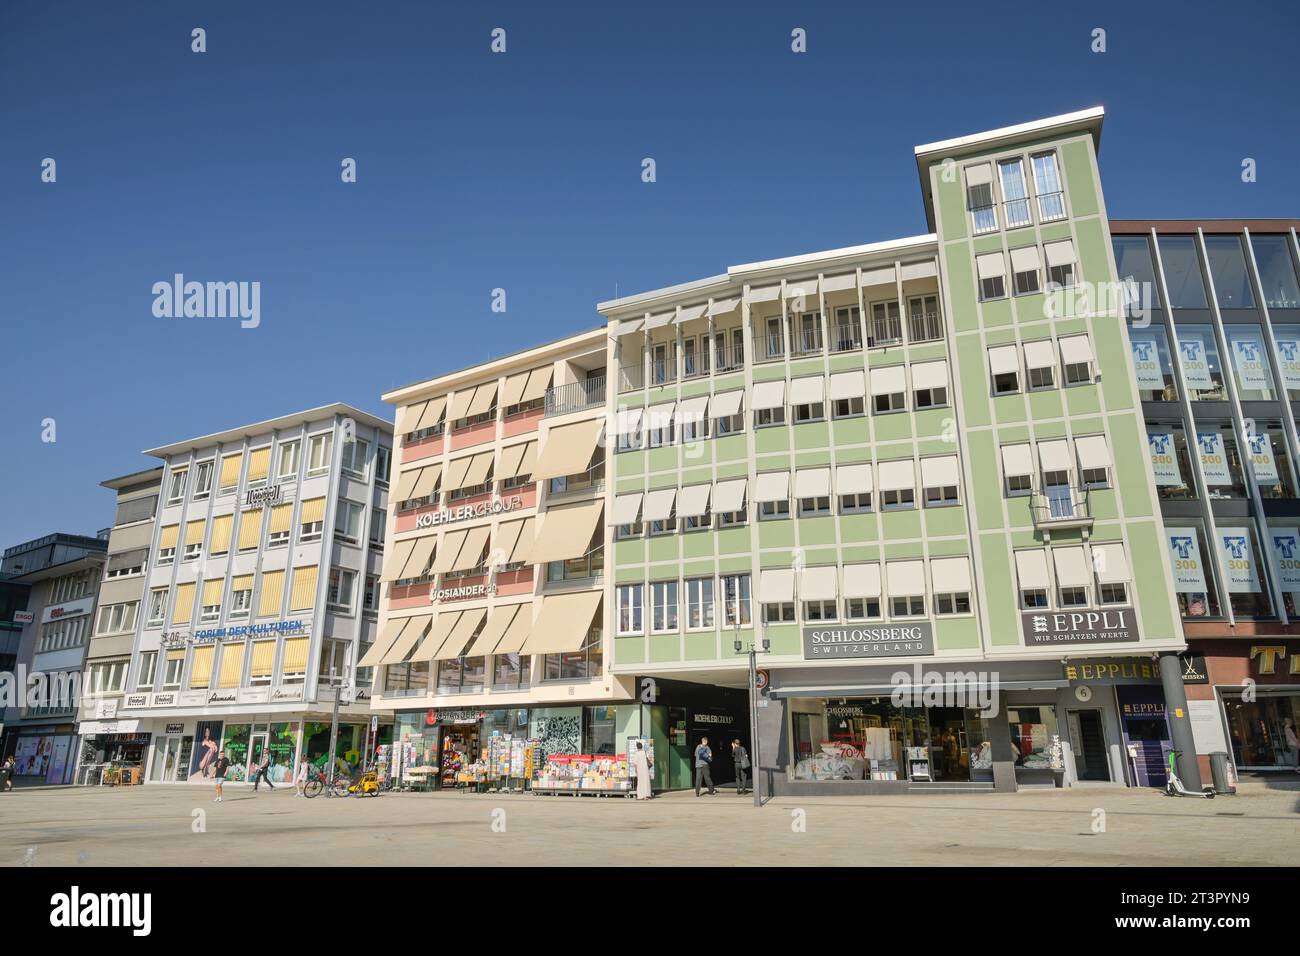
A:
[
  {"xmin": 437, "ymin": 724, "xmax": 480, "ymax": 789},
  {"xmin": 1066, "ymin": 709, "xmax": 1110, "ymax": 781},
  {"xmin": 148, "ymin": 735, "xmax": 192, "ymax": 783}
]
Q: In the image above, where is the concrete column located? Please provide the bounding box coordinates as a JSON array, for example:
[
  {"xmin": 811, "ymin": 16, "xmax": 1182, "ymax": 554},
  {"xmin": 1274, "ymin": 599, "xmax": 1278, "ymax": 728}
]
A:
[
  {"xmin": 990, "ymin": 690, "xmax": 1017, "ymax": 792},
  {"xmin": 1159, "ymin": 651, "xmax": 1203, "ymax": 790},
  {"xmin": 754, "ymin": 695, "xmax": 787, "ymax": 803}
]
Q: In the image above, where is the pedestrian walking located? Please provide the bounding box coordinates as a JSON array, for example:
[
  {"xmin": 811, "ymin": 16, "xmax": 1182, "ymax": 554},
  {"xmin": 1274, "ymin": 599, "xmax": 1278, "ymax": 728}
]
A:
[
  {"xmin": 1285, "ymin": 717, "xmax": 1300, "ymax": 773},
  {"xmin": 1, "ymin": 755, "xmax": 14, "ymax": 792},
  {"xmin": 694, "ymin": 736, "xmax": 716, "ymax": 796},
  {"xmin": 631, "ymin": 742, "xmax": 653, "ymax": 800},
  {"xmin": 252, "ymin": 751, "xmax": 275, "ymax": 792},
  {"xmin": 295, "ymin": 756, "xmax": 309, "ymax": 796},
  {"xmin": 212, "ymin": 751, "xmax": 231, "ymax": 802},
  {"xmin": 731, "ymin": 738, "xmax": 751, "ymax": 795}
]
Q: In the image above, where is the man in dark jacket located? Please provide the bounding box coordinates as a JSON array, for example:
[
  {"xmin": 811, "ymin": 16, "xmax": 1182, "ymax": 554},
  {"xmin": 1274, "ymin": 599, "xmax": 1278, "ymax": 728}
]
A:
[
  {"xmin": 732, "ymin": 739, "xmax": 751, "ymax": 795},
  {"xmin": 694, "ymin": 737, "xmax": 716, "ymax": 796},
  {"xmin": 212, "ymin": 751, "xmax": 232, "ymax": 803}
]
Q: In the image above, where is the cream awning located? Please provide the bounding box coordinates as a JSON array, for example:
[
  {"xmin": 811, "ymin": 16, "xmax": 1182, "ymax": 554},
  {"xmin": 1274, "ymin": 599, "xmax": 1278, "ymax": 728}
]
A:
[
  {"xmin": 754, "ymin": 471, "xmax": 790, "ymax": 503},
  {"xmin": 467, "ymin": 381, "xmax": 499, "ymax": 418},
  {"xmin": 989, "ymin": 344, "xmax": 1019, "ymax": 375},
  {"xmin": 402, "ymin": 535, "xmax": 437, "ymax": 579},
  {"xmin": 1053, "ymin": 546, "xmax": 1090, "ymax": 587},
  {"xmin": 379, "ymin": 615, "xmax": 432, "ymax": 665},
  {"xmin": 869, "ymin": 365, "xmax": 906, "ymax": 396},
  {"xmin": 615, "ymin": 317, "xmax": 645, "ymax": 337},
  {"xmin": 501, "ymin": 371, "xmax": 530, "ymax": 408},
  {"xmin": 794, "ymin": 468, "xmax": 831, "ymax": 499},
  {"xmin": 1023, "ymin": 339, "xmax": 1056, "ymax": 370},
  {"xmin": 359, "ymin": 617, "xmax": 410, "ymax": 668},
  {"xmin": 493, "ymin": 603, "xmax": 534, "ymax": 654},
  {"xmin": 414, "ymin": 397, "xmax": 447, "ymax": 431},
  {"xmin": 835, "ymin": 463, "xmax": 873, "ymax": 495},
  {"xmin": 642, "ymin": 488, "xmax": 677, "ymax": 522},
  {"xmin": 431, "ymin": 608, "xmax": 487, "ymax": 661},
  {"xmin": 1076, "ymin": 435, "xmax": 1111, "ymax": 471},
  {"xmin": 1015, "ymin": 549, "xmax": 1052, "ymax": 590},
  {"xmin": 677, "ymin": 484, "xmax": 712, "ymax": 518},
  {"xmin": 965, "ymin": 163, "xmax": 993, "ymax": 187},
  {"xmin": 745, "ymin": 285, "xmax": 780, "ymax": 303},
  {"xmin": 531, "ymin": 499, "xmax": 604, "ymax": 563},
  {"xmin": 843, "ymin": 563, "xmax": 882, "ymax": 598},
  {"xmin": 676, "ymin": 303, "xmax": 707, "ymax": 324},
  {"xmin": 886, "ymin": 560, "xmax": 925, "ymax": 597},
  {"xmin": 712, "ymin": 478, "xmax": 747, "ymax": 513},
  {"xmin": 465, "ymin": 605, "xmax": 521, "ymax": 657},
  {"xmin": 613, "ymin": 492, "xmax": 644, "ymax": 526},
  {"xmin": 976, "ymin": 251, "xmax": 1005, "ymax": 280},
  {"xmin": 616, "ymin": 406, "xmax": 644, "ymax": 439},
  {"xmin": 451, "ymin": 525, "xmax": 491, "ymax": 572},
  {"xmin": 801, "ymin": 565, "xmax": 838, "ymax": 601},
  {"xmin": 784, "ymin": 278, "xmax": 819, "ymax": 299},
  {"xmin": 1037, "ymin": 439, "xmax": 1072, "ymax": 473},
  {"xmin": 829, "ymin": 370, "xmax": 866, "ymax": 401},
  {"xmin": 498, "ymin": 441, "xmax": 536, "ymax": 480},
  {"xmin": 711, "ymin": 390, "xmax": 744, "ymax": 418},
  {"xmin": 920, "ymin": 455, "xmax": 960, "ymax": 488},
  {"xmin": 411, "ymin": 613, "xmax": 459, "ymax": 662},
  {"xmin": 758, "ymin": 568, "xmax": 794, "ymax": 603},
  {"xmin": 1001, "ymin": 443, "xmax": 1033, "ymax": 477},
  {"xmin": 448, "ymin": 388, "xmax": 476, "ymax": 423},
  {"xmin": 169, "ymin": 584, "xmax": 194, "ymax": 626},
  {"xmin": 751, "ymin": 379, "xmax": 786, "ymax": 411},
  {"xmin": 521, "ymin": 590, "xmax": 602, "ymax": 654},
  {"xmin": 1045, "ymin": 239, "xmax": 1077, "ymax": 268},
  {"xmin": 708, "ymin": 297, "xmax": 739, "ymax": 316},
  {"xmin": 822, "ymin": 273, "xmax": 857, "ymax": 293},
  {"xmin": 678, "ymin": 393, "xmax": 710, "ymax": 423},
  {"xmin": 861, "ymin": 265, "xmax": 896, "ymax": 287},
  {"xmin": 394, "ymin": 466, "xmax": 423, "ymax": 502},
  {"xmin": 521, "ymin": 367, "xmax": 552, "ymax": 403},
  {"xmin": 533, "ymin": 418, "xmax": 604, "ymax": 481},
  {"xmin": 1060, "ymin": 334, "xmax": 1094, "ymax": 365},
  {"xmin": 931, "ymin": 556, "xmax": 972, "ymax": 593},
  {"xmin": 900, "ymin": 260, "xmax": 937, "ymax": 281},
  {"xmin": 1010, "ymin": 246, "xmax": 1041, "ymax": 273},
  {"xmin": 877, "ymin": 459, "xmax": 914, "ymax": 492},
  {"xmin": 789, "ymin": 375, "xmax": 824, "ymax": 406},
  {"xmin": 462, "ymin": 451, "xmax": 494, "ymax": 488},
  {"xmin": 644, "ymin": 311, "xmax": 674, "ymax": 330},
  {"xmin": 497, "ymin": 517, "xmax": 534, "ymax": 564},
  {"xmin": 432, "ymin": 529, "xmax": 467, "ymax": 574},
  {"xmin": 911, "ymin": 360, "xmax": 948, "ymax": 391},
  {"xmin": 1093, "ymin": 544, "xmax": 1131, "ymax": 584},
  {"xmin": 381, "ymin": 538, "xmax": 417, "ymax": 582}
]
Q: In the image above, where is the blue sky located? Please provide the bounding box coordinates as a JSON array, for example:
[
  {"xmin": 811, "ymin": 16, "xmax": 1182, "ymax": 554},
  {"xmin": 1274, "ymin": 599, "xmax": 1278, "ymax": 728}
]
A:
[{"xmin": 2, "ymin": 0, "xmax": 1297, "ymax": 547}]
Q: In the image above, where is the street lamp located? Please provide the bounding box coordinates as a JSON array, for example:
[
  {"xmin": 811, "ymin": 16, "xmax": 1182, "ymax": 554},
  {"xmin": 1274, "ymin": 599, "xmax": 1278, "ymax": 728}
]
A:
[{"xmin": 735, "ymin": 617, "xmax": 769, "ymax": 808}]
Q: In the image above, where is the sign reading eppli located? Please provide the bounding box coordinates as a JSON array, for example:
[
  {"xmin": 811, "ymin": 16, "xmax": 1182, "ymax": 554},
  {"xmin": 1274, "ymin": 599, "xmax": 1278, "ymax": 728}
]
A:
[
  {"xmin": 802, "ymin": 623, "xmax": 934, "ymax": 659},
  {"xmin": 1021, "ymin": 607, "xmax": 1139, "ymax": 646}
]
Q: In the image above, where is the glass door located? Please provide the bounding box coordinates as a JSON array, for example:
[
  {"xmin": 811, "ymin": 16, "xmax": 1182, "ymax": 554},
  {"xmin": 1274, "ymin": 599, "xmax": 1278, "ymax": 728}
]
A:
[{"xmin": 248, "ymin": 732, "xmax": 269, "ymax": 781}]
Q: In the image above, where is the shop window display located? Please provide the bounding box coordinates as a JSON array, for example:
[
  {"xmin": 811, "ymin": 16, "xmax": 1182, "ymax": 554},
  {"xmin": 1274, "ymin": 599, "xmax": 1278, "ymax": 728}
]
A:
[
  {"xmin": 1006, "ymin": 706, "xmax": 1064, "ymax": 773},
  {"xmin": 1223, "ymin": 693, "xmax": 1300, "ymax": 770}
]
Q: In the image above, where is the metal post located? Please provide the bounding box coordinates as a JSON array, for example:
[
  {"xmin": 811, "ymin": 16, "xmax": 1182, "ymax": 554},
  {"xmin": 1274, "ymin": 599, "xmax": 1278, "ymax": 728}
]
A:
[
  {"xmin": 327, "ymin": 668, "xmax": 340, "ymax": 785},
  {"xmin": 749, "ymin": 644, "xmax": 761, "ymax": 808}
]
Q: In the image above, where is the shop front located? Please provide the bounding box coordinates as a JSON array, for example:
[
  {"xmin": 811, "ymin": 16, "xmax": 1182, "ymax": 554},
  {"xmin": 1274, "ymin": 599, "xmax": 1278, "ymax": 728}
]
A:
[
  {"xmin": 10, "ymin": 726, "xmax": 79, "ymax": 785},
  {"xmin": 1184, "ymin": 639, "xmax": 1300, "ymax": 778},
  {"xmin": 76, "ymin": 720, "xmax": 152, "ymax": 785},
  {"xmin": 1062, "ymin": 656, "xmax": 1173, "ymax": 787}
]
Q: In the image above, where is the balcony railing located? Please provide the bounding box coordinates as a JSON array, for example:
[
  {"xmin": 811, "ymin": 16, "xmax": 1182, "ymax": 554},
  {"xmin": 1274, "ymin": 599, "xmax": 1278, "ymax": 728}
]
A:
[
  {"xmin": 713, "ymin": 343, "xmax": 745, "ymax": 373},
  {"xmin": 649, "ymin": 358, "xmax": 677, "ymax": 386},
  {"xmin": 682, "ymin": 351, "xmax": 709, "ymax": 380},
  {"xmin": 790, "ymin": 328, "xmax": 823, "ymax": 357},
  {"xmin": 1031, "ymin": 486, "xmax": 1093, "ymax": 534},
  {"xmin": 907, "ymin": 310, "xmax": 944, "ymax": 344},
  {"xmin": 830, "ymin": 326, "xmax": 863, "ymax": 353},
  {"xmin": 544, "ymin": 375, "xmax": 606, "ymax": 417}
]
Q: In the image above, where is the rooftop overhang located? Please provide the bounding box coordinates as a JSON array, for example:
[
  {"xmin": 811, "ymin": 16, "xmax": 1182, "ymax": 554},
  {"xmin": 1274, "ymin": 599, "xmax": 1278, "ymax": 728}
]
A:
[
  {"xmin": 143, "ymin": 403, "xmax": 392, "ymax": 458},
  {"xmin": 914, "ymin": 106, "xmax": 1105, "ymax": 231},
  {"xmin": 10, "ymin": 552, "xmax": 106, "ymax": 585},
  {"xmin": 100, "ymin": 466, "xmax": 164, "ymax": 491}
]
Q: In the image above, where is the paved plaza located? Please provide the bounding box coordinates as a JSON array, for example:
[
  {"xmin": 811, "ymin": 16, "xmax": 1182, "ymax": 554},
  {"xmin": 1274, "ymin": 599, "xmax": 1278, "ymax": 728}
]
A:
[{"xmin": 3, "ymin": 779, "xmax": 1298, "ymax": 867}]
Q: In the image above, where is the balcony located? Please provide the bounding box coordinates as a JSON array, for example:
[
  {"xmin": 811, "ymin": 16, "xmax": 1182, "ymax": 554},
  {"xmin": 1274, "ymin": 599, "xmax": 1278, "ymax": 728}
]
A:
[
  {"xmin": 907, "ymin": 309, "xmax": 944, "ymax": 344},
  {"xmin": 1030, "ymin": 486, "xmax": 1093, "ymax": 538},
  {"xmin": 617, "ymin": 363, "xmax": 644, "ymax": 394},
  {"xmin": 649, "ymin": 358, "xmax": 676, "ymax": 387},
  {"xmin": 830, "ymin": 326, "xmax": 863, "ymax": 354},
  {"xmin": 544, "ymin": 375, "xmax": 606, "ymax": 418},
  {"xmin": 713, "ymin": 342, "xmax": 745, "ymax": 373},
  {"xmin": 790, "ymin": 328, "xmax": 824, "ymax": 357}
]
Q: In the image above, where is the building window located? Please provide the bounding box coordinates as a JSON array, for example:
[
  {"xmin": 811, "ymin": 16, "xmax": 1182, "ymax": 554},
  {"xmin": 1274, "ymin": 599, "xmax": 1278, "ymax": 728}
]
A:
[
  {"xmin": 229, "ymin": 581, "xmax": 253, "ymax": 620},
  {"xmin": 967, "ymin": 165, "xmax": 997, "ymax": 234},
  {"xmin": 335, "ymin": 500, "xmax": 364, "ymax": 544},
  {"xmin": 998, "ymin": 158, "xmax": 1032, "ymax": 229},
  {"xmin": 105, "ymin": 553, "xmax": 145, "ymax": 579},
  {"xmin": 647, "ymin": 412, "xmax": 674, "ymax": 448},
  {"xmin": 200, "ymin": 592, "xmax": 221, "ymax": 623},
  {"xmin": 1081, "ymin": 466, "xmax": 1109, "ymax": 490},
  {"xmin": 1157, "ymin": 235, "xmax": 1210, "ymax": 309},
  {"xmin": 328, "ymin": 569, "xmax": 356, "ymax": 613},
  {"xmin": 793, "ymin": 400, "xmax": 825, "ymax": 423},
  {"xmin": 803, "ymin": 599, "xmax": 838, "ymax": 622},
  {"xmin": 934, "ymin": 592, "xmax": 971, "ymax": 615},
  {"xmin": 839, "ymin": 492, "xmax": 872, "ymax": 514},
  {"xmin": 162, "ymin": 654, "xmax": 184, "ymax": 690},
  {"xmin": 923, "ymin": 483, "xmax": 959, "ymax": 507},
  {"xmin": 976, "ymin": 251, "xmax": 1007, "ymax": 301},
  {"xmin": 681, "ymin": 512, "xmax": 710, "ymax": 533},
  {"xmin": 651, "ymin": 581, "xmax": 679, "ymax": 633},
  {"xmin": 758, "ymin": 499, "xmax": 790, "ymax": 520},
  {"xmin": 873, "ymin": 391, "xmax": 905, "ymax": 414},
  {"xmin": 615, "ymin": 521, "xmax": 643, "ymax": 540},
  {"xmin": 714, "ymin": 412, "xmax": 744, "ymax": 435},
  {"xmin": 341, "ymin": 437, "xmax": 369, "ymax": 477},
  {"xmin": 1059, "ymin": 586, "xmax": 1088, "ymax": 607},
  {"xmin": 136, "ymin": 651, "xmax": 158, "ymax": 691},
  {"xmin": 617, "ymin": 584, "xmax": 644, "ymax": 635},
  {"xmin": 192, "ymin": 461, "xmax": 213, "ymax": 500},
  {"xmin": 685, "ymin": 577, "xmax": 714, "ymax": 630},
  {"xmin": 146, "ymin": 588, "xmax": 168, "ymax": 627},
  {"xmin": 1031, "ymin": 152, "xmax": 1065, "ymax": 221},
  {"xmin": 363, "ymin": 575, "xmax": 378, "ymax": 613},
  {"xmin": 798, "ymin": 496, "xmax": 831, "ymax": 517},
  {"xmin": 95, "ymin": 601, "xmax": 138, "ymax": 635},
  {"xmin": 37, "ymin": 616, "xmax": 89, "ymax": 653},
  {"xmin": 1251, "ymin": 235, "xmax": 1300, "ymax": 310},
  {"xmin": 493, "ymin": 653, "xmax": 531, "ymax": 690},
  {"xmin": 1006, "ymin": 473, "xmax": 1032, "ymax": 496},
  {"xmin": 880, "ymin": 488, "xmax": 914, "ymax": 510},
  {"xmin": 755, "ymin": 406, "xmax": 786, "ymax": 428},
  {"xmin": 86, "ymin": 660, "xmax": 128, "ymax": 696},
  {"xmin": 1028, "ymin": 364, "xmax": 1055, "ymax": 390},
  {"xmin": 833, "ymin": 396, "xmax": 865, "ymax": 419},
  {"xmin": 375, "ymin": 446, "xmax": 391, "ymax": 485},
  {"xmin": 870, "ymin": 300, "xmax": 902, "ymax": 346},
  {"xmin": 907, "ymin": 295, "xmax": 943, "ymax": 343},
  {"xmin": 166, "ymin": 468, "xmax": 187, "ymax": 504},
  {"xmin": 1099, "ymin": 583, "xmax": 1128, "ymax": 605},
  {"xmin": 721, "ymin": 574, "xmax": 751, "ymax": 627},
  {"xmin": 307, "ymin": 433, "xmax": 332, "ymax": 475},
  {"xmin": 833, "ymin": 306, "xmax": 863, "ymax": 351},
  {"xmin": 183, "ymin": 540, "xmax": 201, "ymax": 562},
  {"xmin": 1063, "ymin": 359, "xmax": 1091, "ymax": 386},
  {"xmin": 891, "ymin": 595, "xmax": 925, "ymax": 618},
  {"xmin": 278, "ymin": 440, "xmax": 301, "ymax": 481},
  {"xmin": 845, "ymin": 598, "xmax": 881, "ymax": 621},
  {"xmin": 716, "ymin": 506, "xmax": 746, "ymax": 528},
  {"xmin": 914, "ymin": 385, "xmax": 947, "ymax": 409},
  {"xmin": 1021, "ymin": 588, "xmax": 1049, "ymax": 609},
  {"xmin": 1013, "ymin": 257, "xmax": 1040, "ymax": 296},
  {"xmin": 318, "ymin": 639, "xmax": 350, "ymax": 685},
  {"xmin": 762, "ymin": 602, "xmax": 795, "ymax": 623},
  {"xmin": 680, "ymin": 416, "xmax": 709, "ymax": 443}
]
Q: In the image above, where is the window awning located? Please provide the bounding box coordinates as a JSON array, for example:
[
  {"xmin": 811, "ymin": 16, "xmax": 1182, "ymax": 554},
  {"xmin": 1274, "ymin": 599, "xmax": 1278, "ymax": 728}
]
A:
[
  {"xmin": 521, "ymin": 590, "xmax": 602, "ymax": 654},
  {"xmin": 708, "ymin": 297, "xmax": 740, "ymax": 316},
  {"xmin": 462, "ymin": 451, "xmax": 494, "ymax": 488},
  {"xmin": 431, "ymin": 608, "xmax": 487, "ymax": 661},
  {"xmin": 381, "ymin": 539, "xmax": 417, "ymax": 582},
  {"xmin": 677, "ymin": 483, "xmax": 712, "ymax": 518},
  {"xmin": 1009, "ymin": 246, "xmax": 1041, "ymax": 273},
  {"xmin": 616, "ymin": 406, "xmax": 645, "ymax": 438},
  {"xmin": 448, "ymin": 388, "xmax": 476, "ymax": 423},
  {"xmin": 615, "ymin": 317, "xmax": 645, "ymax": 337},
  {"xmin": 402, "ymin": 535, "xmax": 437, "ymax": 579},
  {"xmin": 900, "ymin": 260, "xmax": 937, "ymax": 281},
  {"xmin": 493, "ymin": 603, "xmax": 534, "ymax": 654},
  {"xmin": 1023, "ymin": 339, "xmax": 1055, "ymax": 370},
  {"xmin": 531, "ymin": 499, "xmax": 604, "ymax": 563},
  {"xmin": 642, "ymin": 487, "xmax": 677, "ymax": 522},
  {"xmin": 1093, "ymin": 544, "xmax": 1131, "ymax": 584},
  {"xmin": 988, "ymin": 344, "xmax": 1019, "ymax": 375},
  {"xmin": 886, "ymin": 560, "xmax": 925, "ymax": 597},
  {"xmin": 645, "ymin": 401, "xmax": 676, "ymax": 432},
  {"xmin": 431, "ymin": 529, "xmax": 467, "ymax": 574},
  {"xmin": 613, "ymin": 492, "xmax": 644, "ymax": 526},
  {"xmin": 751, "ymin": 379, "xmax": 786, "ymax": 411},
  {"xmin": 358, "ymin": 616, "xmax": 409, "ymax": 668},
  {"xmin": 1001, "ymin": 443, "xmax": 1033, "ymax": 477},
  {"xmin": 712, "ymin": 478, "xmax": 747, "ymax": 513},
  {"xmin": 1060, "ymin": 334, "xmax": 1094, "ymax": 365},
  {"xmin": 1076, "ymin": 435, "xmax": 1111, "ymax": 471},
  {"xmin": 1053, "ymin": 546, "xmax": 1090, "ymax": 587},
  {"xmin": 502, "ymin": 516, "xmax": 535, "ymax": 564},
  {"xmin": 843, "ymin": 563, "xmax": 882, "ymax": 599},
  {"xmin": 784, "ymin": 278, "xmax": 819, "ymax": 299},
  {"xmin": 976, "ymin": 251, "xmax": 1005, "ymax": 280},
  {"xmin": 414, "ymin": 396, "xmax": 447, "ymax": 431},
  {"xmin": 801, "ymin": 565, "xmax": 838, "ymax": 602},
  {"xmin": 822, "ymin": 273, "xmax": 857, "ymax": 293},
  {"xmin": 755, "ymin": 471, "xmax": 790, "ymax": 502},
  {"xmin": 794, "ymin": 468, "xmax": 831, "ymax": 499},
  {"xmin": 521, "ymin": 367, "xmax": 553, "ymax": 403},
  {"xmin": 1037, "ymin": 439, "xmax": 1071, "ymax": 473},
  {"xmin": 911, "ymin": 360, "xmax": 948, "ymax": 391},
  {"xmin": 498, "ymin": 441, "xmax": 536, "ymax": 480},
  {"xmin": 711, "ymin": 390, "xmax": 743, "ymax": 418},
  {"xmin": 829, "ymin": 370, "xmax": 866, "ymax": 401},
  {"xmin": 869, "ymin": 365, "xmax": 906, "ymax": 396},
  {"xmin": 861, "ymin": 265, "xmax": 896, "ymax": 287},
  {"xmin": 1015, "ymin": 549, "xmax": 1051, "ymax": 590},
  {"xmin": 467, "ymin": 381, "xmax": 498, "ymax": 417},
  {"xmin": 444, "ymin": 455, "xmax": 473, "ymax": 491},
  {"xmin": 379, "ymin": 614, "xmax": 433, "ymax": 665},
  {"xmin": 465, "ymin": 605, "xmax": 522, "ymax": 657},
  {"xmin": 931, "ymin": 556, "xmax": 971, "ymax": 593},
  {"xmin": 185, "ymin": 520, "xmax": 205, "ymax": 546},
  {"xmin": 533, "ymin": 418, "xmax": 604, "ymax": 481},
  {"xmin": 643, "ymin": 311, "xmax": 674, "ymax": 330},
  {"xmin": 393, "ymin": 464, "xmax": 428, "ymax": 502},
  {"xmin": 410, "ymin": 613, "xmax": 459, "ymax": 662},
  {"xmin": 876, "ymin": 459, "xmax": 914, "ymax": 492},
  {"xmin": 745, "ymin": 285, "xmax": 780, "ymax": 303},
  {"xmin": 678, "ymin": 394, "xmax": 710, "ymax": 423},
  {"xmin": 500, "ymin": 371, "xmax": 530, "ymax": 408},
  {"xmin": 1044, "ymin": 239, "xmax": 1077, "ymax": 268},
  {"xmin": 759, "ymin": 568, "xmax": 795, "ymax": 603},
  {"xmin": 676, "ymin": 303, "xmax": 707, "ymax": 324},
  {"xmin": 920, "ymin": 455, "xmax": 960, "ymax": 488},
  {"xmin": 965, "ymin": 163, "xmax": 993, "ymax": 187},
  {"xmin": 835, "ymin": 463, "xmax": 873, "ymax": 495},
  {"xmin": 450, "ymin": 524, "xmax": 490, "ymax": 572}
]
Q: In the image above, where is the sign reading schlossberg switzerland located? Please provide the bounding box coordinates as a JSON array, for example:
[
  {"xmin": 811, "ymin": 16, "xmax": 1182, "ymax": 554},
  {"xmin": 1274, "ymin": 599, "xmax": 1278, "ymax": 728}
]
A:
[
  {"xmin": 1021, "ymin": 607, "xmax": 1139, "ymax": 647},
  {"xmin": 802, "ymin": 623, "xmax": 934, "ymax": 660},
  {"xmin": 415, "ymin": 495, "xmax": 523, "ymax": 529}
]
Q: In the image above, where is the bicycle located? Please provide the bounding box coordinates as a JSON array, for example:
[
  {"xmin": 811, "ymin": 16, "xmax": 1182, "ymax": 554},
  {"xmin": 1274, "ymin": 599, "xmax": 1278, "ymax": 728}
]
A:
[{"xmin": 302, "ymin": 767, "xmax": 350, "ymax": 799}]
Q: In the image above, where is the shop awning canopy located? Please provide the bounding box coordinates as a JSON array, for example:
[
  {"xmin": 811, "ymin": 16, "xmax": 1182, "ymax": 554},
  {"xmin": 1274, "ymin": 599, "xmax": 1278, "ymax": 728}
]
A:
[{"xmin": 520, "ymin": 590, "xmax": 602, "ymax": 655}]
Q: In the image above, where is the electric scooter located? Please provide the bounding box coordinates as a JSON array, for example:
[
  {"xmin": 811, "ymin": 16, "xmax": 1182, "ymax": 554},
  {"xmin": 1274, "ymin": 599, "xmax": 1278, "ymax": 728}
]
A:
[{"xmin": 1164, "ymin": 749, "xmax": 1215, "ymax": 799}]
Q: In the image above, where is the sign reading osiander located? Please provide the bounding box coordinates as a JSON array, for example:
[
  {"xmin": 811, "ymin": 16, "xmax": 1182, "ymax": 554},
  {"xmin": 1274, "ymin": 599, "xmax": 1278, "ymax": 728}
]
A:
[
  {"xmin": 415, "ymin": 495, "xmax": 523, "ymax": 529},
  {"xmin": 802, "ymin": 623, "xmax": 934, "ymax": 660}
]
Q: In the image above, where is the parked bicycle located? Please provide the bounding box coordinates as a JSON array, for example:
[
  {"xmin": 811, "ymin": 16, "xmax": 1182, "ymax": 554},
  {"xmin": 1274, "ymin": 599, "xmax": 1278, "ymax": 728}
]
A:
[{"xmin": 302, "ymin": 767, "xmax": 349, "ymax": 799}]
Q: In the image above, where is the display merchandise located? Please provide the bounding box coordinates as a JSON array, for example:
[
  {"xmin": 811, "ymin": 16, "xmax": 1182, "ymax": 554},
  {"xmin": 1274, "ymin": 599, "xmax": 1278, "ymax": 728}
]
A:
[{"xmin": 532, "ymin": 752, "xmax": 631, "ymax": 796}]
